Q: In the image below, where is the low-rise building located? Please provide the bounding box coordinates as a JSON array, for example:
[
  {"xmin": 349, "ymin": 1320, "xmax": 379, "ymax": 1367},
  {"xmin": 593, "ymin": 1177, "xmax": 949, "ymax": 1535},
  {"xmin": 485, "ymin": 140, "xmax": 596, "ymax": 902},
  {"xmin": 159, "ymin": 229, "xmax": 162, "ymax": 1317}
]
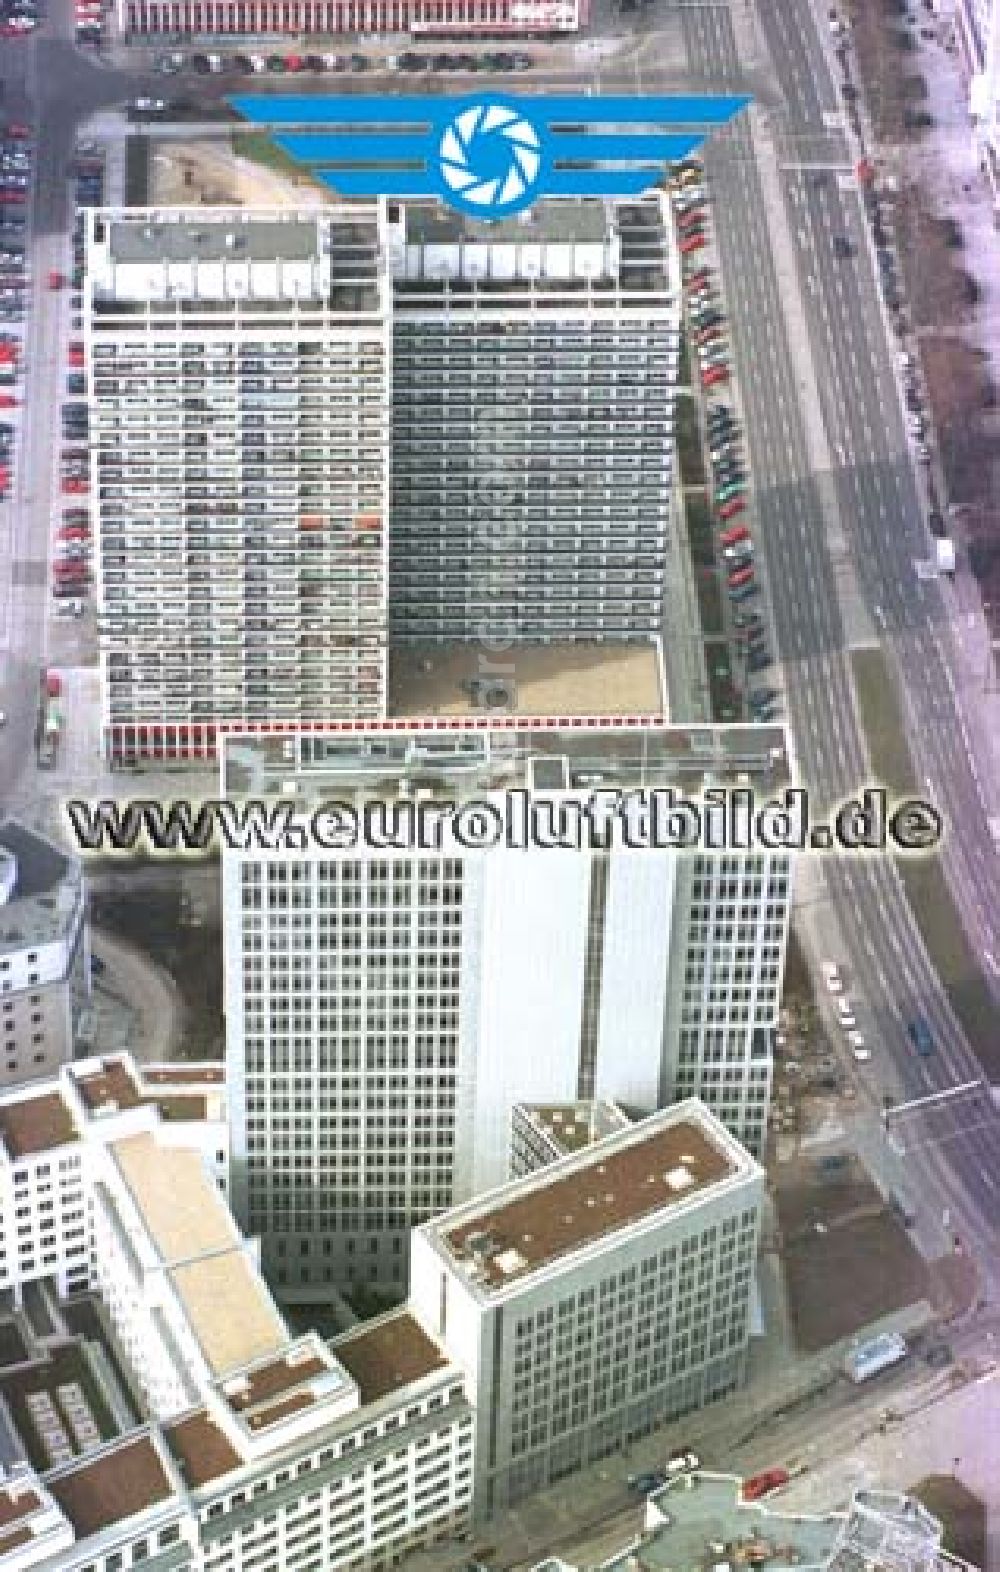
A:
[
  {"xmin": 0, "ymin": 1055, "xmax": 473, "ymax": 1572},
  {"xmin": 115, "ymin": 0, "xmax": 585, "ymax": 40},
  {"xmin": 509, "ymin": 1100, "xmax": 633, "ymax": 1179},
  {"xmin": 531, "ymin": 1474, "xmax": 968, "ymax": 1572},
  {"xmin": 0, "ymin": 822, "xmax": 89, "ymax": 1090},
  {"xmin": 410, "ymin": 1101, "xmax": 764, "ymax": 1515}
]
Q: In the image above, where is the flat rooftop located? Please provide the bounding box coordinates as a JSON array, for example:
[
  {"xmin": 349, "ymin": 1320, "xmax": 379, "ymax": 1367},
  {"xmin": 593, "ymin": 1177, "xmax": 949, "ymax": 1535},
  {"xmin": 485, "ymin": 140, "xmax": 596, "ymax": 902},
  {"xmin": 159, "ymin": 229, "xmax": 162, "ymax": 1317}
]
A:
[
  {"xmin": 598, "ymin": 1476, "xmax": 842, "ymax": 1572},
  {"xmin": 169, "ymin": 1254, "xmax": 287, "ymax": 1379},
  {"xmin": 104, "ymin": 211, "xmax": 322, "ymax": 266},
  {"xmin": 221, "ymin": 722, "xmax": 791, "ymax": 803},
  {"xmin": 112, "ymin": 1134, "xmax": 236, "ymax": 1262},
  {"xmin": 49, "ymin": 1435, "xmax": 173, "ymax": 1537},
  {"xmin": 388, "ymin": 643, "xmax": 665, "ymax": 723},
  {"xmin": 437, "ymin": 1106, "xmax": 744, "ymax": 1292},
  {"xmin": 142, "ymin": 1066, "xmax": 224, "ymax": 1086},
  {"xmin": 0, "ymin": 820, "xmax": 81, "ymax": 957},
  {"xmin": 164, "ymin": 1410, "xmax": 242, "ymax": 1491},
  {"xmin": 334, "ymin": 1311, "xmax": 449, "ymax": 1404},
  {"xmin": 0, "ymin": 1483, "xmax": 40, "ymax": 1530},
  {"xmin": 403, "ymin": 199, "xmax": 611, "ymax": 249},
  {"xmin": 73, "ymin": 1061, "xmax": 141, "ymax": 1116},
  {"xmin": 0, "ymin": 1093, "xmax": 78, "ymax": 1160},
  {"xmin": 519, "ymin": 1101, "xmax": 633, "ymax": 1156}
]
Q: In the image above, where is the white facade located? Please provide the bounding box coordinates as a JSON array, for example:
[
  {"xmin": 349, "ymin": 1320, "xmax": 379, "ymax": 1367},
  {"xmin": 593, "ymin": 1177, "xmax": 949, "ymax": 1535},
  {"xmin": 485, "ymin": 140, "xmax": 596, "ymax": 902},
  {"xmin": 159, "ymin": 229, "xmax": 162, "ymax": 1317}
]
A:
[
  {"xmin": 85, "ymin": 208, "xmax": 391, "ymax": 766},
  {"xmin": 222, "ymin": 724, "xmax": 792, "ymax": 1292},
  {"xmin": 0, "ymin": 823, "xmax": 89, "ymax": 1090},
  {"xmin": 410, "ymin": 1101, "xmax": 764, "ymax": 1516},
  {"xmin": 0, "ymin": 1056, "xmax": 474, "ymax": 1572}
]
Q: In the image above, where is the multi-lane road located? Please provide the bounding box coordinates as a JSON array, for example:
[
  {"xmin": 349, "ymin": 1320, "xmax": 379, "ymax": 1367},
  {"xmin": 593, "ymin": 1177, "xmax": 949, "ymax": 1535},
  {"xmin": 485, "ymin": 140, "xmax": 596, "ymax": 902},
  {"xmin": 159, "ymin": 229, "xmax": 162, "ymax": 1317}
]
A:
[{"xmin": 679, "ymin": 0, "xmax": 1000, "ymax": 1270}]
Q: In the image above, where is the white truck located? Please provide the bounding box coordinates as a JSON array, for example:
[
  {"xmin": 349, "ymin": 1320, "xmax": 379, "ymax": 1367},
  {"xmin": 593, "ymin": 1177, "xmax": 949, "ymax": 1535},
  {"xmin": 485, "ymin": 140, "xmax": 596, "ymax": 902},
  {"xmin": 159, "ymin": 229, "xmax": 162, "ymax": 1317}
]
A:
[{"xmin": 843, "ymin": 1332, "xmax": 907, "ymax": 1384}]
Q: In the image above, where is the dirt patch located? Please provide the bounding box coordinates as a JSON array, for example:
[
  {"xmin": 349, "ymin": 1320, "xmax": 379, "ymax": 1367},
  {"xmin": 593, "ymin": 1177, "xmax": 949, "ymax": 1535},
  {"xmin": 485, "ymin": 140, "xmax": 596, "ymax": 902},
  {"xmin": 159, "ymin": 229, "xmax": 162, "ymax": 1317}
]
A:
[
  {"xmin": 780, "ymin": 1204, "xmax": 930, "ymax": 1352},
  {"xmin": 919, "ymin": 337, "xmax": 995, "ymax": 506},
  {"xmin": 893, "ymin": 190, "xmax": 979, "ymax": 330},
  {"xmin": 911, "ymin": 1476, "xmax": 987, "ymax": 1569},
  {"xmin": 844, "ymin": 0, "xmax": 911, "ymax": 142}
]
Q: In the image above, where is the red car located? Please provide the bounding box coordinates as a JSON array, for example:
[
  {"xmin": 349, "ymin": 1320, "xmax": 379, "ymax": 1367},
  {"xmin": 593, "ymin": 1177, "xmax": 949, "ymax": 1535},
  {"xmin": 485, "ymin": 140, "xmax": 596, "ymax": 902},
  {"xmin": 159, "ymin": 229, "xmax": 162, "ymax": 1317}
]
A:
[
  {"xmin": 685, "ymin": 268, "xmax": 710, "ymax": 290},
  {"xmin": 680, "ymin": 232, "xmax": 707, "ymax": 255},
  {"xmin": 718, "ymin": 496, "xmax": 746, "ymax": 521},
  {"xmin": 719, "ymin": 523, "xmax": 750, "ymax": 547},
  {"xmin": 742, "ymin": 1469, "xmax": 790, "ymax": 1503},
  {"xmin": 0, "ymin": 394, "xmax": 15, "ymax": 408},
  {"xmin": 0, "ymin": 191, "xmax": 25, "ymax": 204},
  {"xmin": 61, "ymin": 477, "xmax": 88, "ymax": 494},
  {"xmin": 677, "ymin": 209, "xmax": 705, "ymax": 232},
  {"xmin": 702, "ymin": 365, "xmax": 729, "ymax": 388},
  {"xmin": 68, "ymin": 342, "xmax": 85, "ymax": 367},
  {"xmin": 6, "ymin": 124, "xmax": 31, "ymax": 139},
  {"xmin": 727, "ymin": 564, "xmax": 754, "ymax": 589},
  {"xmin": 58, "ymin": 526, "xmax": 90, "ymax": 542},
  {"xmin": 696, "ymin": 325, "xmax": 724, "ymax": 348}
]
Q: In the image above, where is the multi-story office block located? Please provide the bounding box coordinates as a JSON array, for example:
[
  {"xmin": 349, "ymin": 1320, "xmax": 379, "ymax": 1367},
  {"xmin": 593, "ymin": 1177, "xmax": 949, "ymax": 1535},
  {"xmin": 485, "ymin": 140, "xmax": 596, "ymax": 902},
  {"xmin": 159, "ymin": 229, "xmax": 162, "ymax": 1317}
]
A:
[
  {"xmin": 85, "ymin": 208, "xmax": 391, "ymax": 766},
  {"xmin": 0, "ymin": 821, "xmax": 89, "ymax": 1090},
  {"xmin": 117, "ymin": 0, "xmax": 585, "ymax": 37},
  {"xmin": 0, "ymin": 1055, "xmax": 473, "ymax": 1572},
  {"xmin": 388, "ymin": 198, "xmax": 680, "ymax": 646},
  {"xmin": 221, "ymin": 722, "xmax": 792, "ymax": 1293},
  {"xmin": 410, "ymin": 1100, "xmax": 764, "ymax": 1514}
]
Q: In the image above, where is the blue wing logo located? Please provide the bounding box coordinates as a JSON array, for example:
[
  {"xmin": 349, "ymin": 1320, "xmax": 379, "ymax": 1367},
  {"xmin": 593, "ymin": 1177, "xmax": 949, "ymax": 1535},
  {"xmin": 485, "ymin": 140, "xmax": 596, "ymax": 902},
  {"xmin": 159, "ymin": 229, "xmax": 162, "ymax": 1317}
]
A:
[{"xmin": 228, "ymin": 93, "xmax": 749, "ymax": 220}]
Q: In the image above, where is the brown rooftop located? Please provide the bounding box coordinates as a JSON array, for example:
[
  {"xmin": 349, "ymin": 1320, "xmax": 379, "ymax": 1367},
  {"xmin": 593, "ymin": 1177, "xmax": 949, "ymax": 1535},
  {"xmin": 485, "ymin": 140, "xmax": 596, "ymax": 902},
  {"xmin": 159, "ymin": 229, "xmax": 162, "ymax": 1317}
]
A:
[
  {"xmin": 49, "ymin": 1436, "xmax": 173, "ymax": 1537},
  {"xmin": 246, "ymin": 1391, "xmax": 316, "ymax": 1431},
  {"xmin": 143, "ymin": 1067, "xmax": 224, "ymax": 1086},
  {"xmin": 73, "ymin": 1061, "xmax": 141, "ymax": 1115},
  {"xmin": 0, "ymin": 1526, "xmax": 32, "ymax": 1556},
  {"xmin": 228, "ymin": 1350, "xmax": 327, "ymax": 1412},
  {"xmin": 0, "ymin": 1486, "xmax": 40, "ymax": 1529},
  {"xmin": 165, "ymin": 1410, "xmax": 242, "ymax": 1490},
  {"xmin": 335, "ymin": 1312, "xmax": 448, "ymax": 1404},
  {"xmin": 444, "ymin": 1116, "xmax": 734, "ymax": 1289},
  {"xmin": 0, "ymin": 1093, "xmax": 78, "ymax": 1159}
]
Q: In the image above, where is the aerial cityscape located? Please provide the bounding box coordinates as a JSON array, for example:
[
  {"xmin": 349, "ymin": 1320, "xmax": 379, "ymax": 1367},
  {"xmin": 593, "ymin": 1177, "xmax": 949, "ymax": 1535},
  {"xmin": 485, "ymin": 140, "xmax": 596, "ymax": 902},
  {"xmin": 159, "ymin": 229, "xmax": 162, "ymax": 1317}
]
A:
[{"xmin": 0, "ymin": 0, "xmax": 998, "ymax": 1568}]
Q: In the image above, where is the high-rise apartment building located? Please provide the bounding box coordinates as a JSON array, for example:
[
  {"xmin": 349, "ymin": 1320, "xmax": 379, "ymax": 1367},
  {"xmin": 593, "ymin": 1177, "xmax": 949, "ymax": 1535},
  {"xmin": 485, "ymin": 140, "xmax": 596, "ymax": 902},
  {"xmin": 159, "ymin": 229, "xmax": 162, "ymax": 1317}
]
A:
[
  {"xmin": 410, "ymin": 1100, "xmax": 764, "ymax": 1513},
  {"xmin": 0, "ymin": 821, "xmax": 89, "ymax": 1090},
  {"xmin": 388, "ymin": 198, "xmax": 680, "ymax": 646},
  {"xmin": 85, "ymin": 207, "xmax": 391, "ymax": 766},
  {"xmin": 86, "ymin": 198, "xmax": 680, "ymax": 763},
  {"xmin": 220, "ymin": 723, "xmax": 792, "ymax": 1295}
]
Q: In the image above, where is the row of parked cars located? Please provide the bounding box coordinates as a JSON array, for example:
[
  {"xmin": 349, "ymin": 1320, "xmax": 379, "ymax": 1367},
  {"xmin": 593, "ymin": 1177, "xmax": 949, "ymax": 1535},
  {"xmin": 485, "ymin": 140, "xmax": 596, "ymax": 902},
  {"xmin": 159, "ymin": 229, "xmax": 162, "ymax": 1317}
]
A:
[
  {"xmin": 0, "ymin": 126, "xmax": 32, "ymax": 322},
  {"xmin": 675, "ymin": 161, "xmax": 781, "ymax": 726},
  {"xmin": 52, "ymin": 145, "xmax": 103, "ymax": 616},
  {"xmin": 155, "ymin": 46, "xmax": 532, "ymax": 75}
]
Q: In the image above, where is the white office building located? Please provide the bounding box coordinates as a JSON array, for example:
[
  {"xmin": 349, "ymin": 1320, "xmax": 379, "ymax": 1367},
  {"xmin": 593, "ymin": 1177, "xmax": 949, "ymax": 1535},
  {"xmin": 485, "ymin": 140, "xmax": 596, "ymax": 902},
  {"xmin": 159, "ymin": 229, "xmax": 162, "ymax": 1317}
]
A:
[
  {"xmin": 221, "ymin": 723, "xmax": 792, "ymax": 1293},
  {"xmin": 0, "ymin": 821, "xmax": 89, "ymax": 1090},
  {"xmin": 85, "ymin": 207, "xmax": 391, "ymax": 766},
  {"xmin": 410, "ymin": 1101, "xmax": 764, "ymax": 1514},
  {"xmin": 0, "ymin": 1055, "xmax": 473, "ymax": 1572}
]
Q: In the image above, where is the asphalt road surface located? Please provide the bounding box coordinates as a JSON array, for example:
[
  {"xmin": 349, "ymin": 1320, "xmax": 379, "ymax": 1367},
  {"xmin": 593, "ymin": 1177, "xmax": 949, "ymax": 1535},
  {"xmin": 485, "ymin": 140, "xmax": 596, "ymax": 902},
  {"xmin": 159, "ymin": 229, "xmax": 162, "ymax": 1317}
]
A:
[{"xmin": 679, "ymin": 0, "xmax": 1000, "ymax": 1273}]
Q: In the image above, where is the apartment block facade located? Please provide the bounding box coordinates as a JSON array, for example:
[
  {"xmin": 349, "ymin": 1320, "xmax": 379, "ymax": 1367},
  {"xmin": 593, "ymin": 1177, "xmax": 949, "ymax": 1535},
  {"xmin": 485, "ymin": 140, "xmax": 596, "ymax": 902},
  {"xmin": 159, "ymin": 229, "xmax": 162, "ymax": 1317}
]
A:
[
  {"xmin": 410, "ymin": 1101, "xmax": 764, "ymax": 1514},
  {"xmin": 116, "ymin": 0, "xmax": 584, "ymax": 36},
  {"xmin": 85, "ymin": 208, "xmax": 391, "ymax": 766},
  {"xmin": 221, "ymin": 724, "xmax": 792, "ymax": 1294},
  {"xmin": 388, "ymin": 199, "xmax": 680, "ymax": 646},
  {"xmin": 0, "ymin": 822, "xmax": 89, "ymax": 1091},
  {"xmin": 85, "ymin": 200, "xmax": 680, "ymax": 763}
]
